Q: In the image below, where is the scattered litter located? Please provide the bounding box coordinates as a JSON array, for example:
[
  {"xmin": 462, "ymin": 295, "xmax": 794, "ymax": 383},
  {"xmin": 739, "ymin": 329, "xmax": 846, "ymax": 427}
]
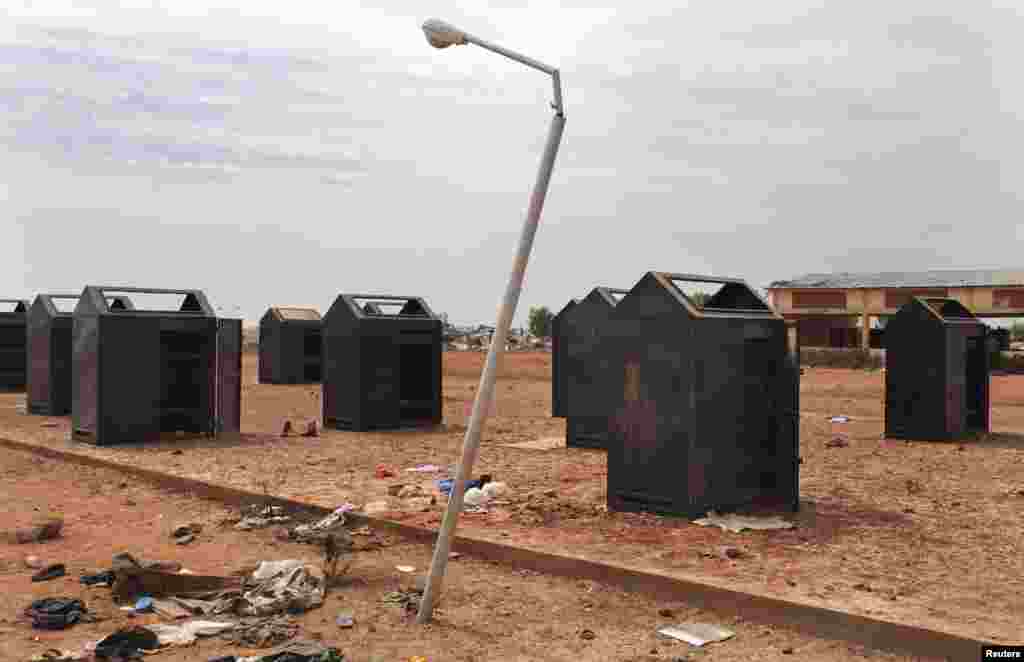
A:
[
  {"xmin": 27, "ymin": 649, "xmax": 86, "ymax": 661},
  {"xmin": 437, "ymin": 475, "xmax": 492, "ymax": 496},
  {"xmin": 336, "ymin": 611, "xmax": 355, "ymax": 628},
  {"xmin": 658, "ymin": 623, "xmax": 735, "ymax": 647},
  {"xmin": 482, "ymin": 481, "xmax": 508, "ymax": 501},
  {"xmin": 25, "ymin": 555, "xmax": 44, "ymax": 569},
  {"xmin": 41, "ymin": 421, "xmax": 60, "ymax": 427},
  {"xmin": 398, "ymin": 485, "xmax": 426, "ymax": 499},
  {"xmin": 227, "ymin": 615, "xmax": 299, "ymax": 648},
  {"xmin": 290, "ymin": 505, "xmax": 356, "ymax": 545},
  {"xmin": 31, "ymin": 563, "xmax": 66, "ymax": 582},
  {"xmin": 236, "ymin": 505, "xmax": 292, "ymax": 531},
  {"xmin": 691, "ymin": 511, "xmax": 794, "ymax": 533},
  {"xmin": 233, "ymin": 639, "xmax": 346, "ymax": 662},
  {"xmin": 9, "ymin": 517, "xmax": 63, "ymax": 544},
  {"xmin": 175, "ymin": 533, "xmax": 196, "ymax": 546},
  {"xmin": 658, "ymin": 608, "xmax": 675, "ymax": 618},
  {"xmin": 382, "ymin": 588, "xmax": 422, "ymax": 615},
  {"xmin": 396, "ymin": 565, "xmax": 415, "ymax": 573},
  {"xmin": 302, "ymin": 420, "xmax": 320, "ymax": 437},
  {"xmin": 147, "ymin": 619, "xmax": 236, "ymax": 646},
  {"xmin": 825, "ymin": 437, "xmax": 849, "ymax": 448},
  {"xmin": 24, "ymin": 598, "xmax": 87, "ymax": 630},
  {"xmin": 375, "ymin": 464, "xmax": 396, "ymax": 479},
  {"xmin": 405, "ymin": 464, "xmax": 442, "ymax": 473},
  {"xmin": 387, "ymin": 484, "xmax": 406, "ymax": 497},
  {"xmin": 171, "ymin": 525, "xmax": 192, "ymax": 538},
  {"xmin": 463, "ymin": 487, "xmax": 487, "ymax": 507},
  {"xmin": 92, "ymin": 626, "xmax": 160, "ymax": 659}
]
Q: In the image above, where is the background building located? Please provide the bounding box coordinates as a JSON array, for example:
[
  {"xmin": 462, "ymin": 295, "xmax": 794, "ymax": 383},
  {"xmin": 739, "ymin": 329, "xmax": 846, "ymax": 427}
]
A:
[{"xmin": 767, "ymin": 270, "xmax": 1024, "ymax": 349}]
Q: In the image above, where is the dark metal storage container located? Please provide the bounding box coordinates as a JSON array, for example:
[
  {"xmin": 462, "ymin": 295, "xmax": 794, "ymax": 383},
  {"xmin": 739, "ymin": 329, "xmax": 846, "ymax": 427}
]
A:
[
  {"xmin": 600, "ymin": 272, "xmax": 800, "ymax": 518},
  {"xmin": 323, "ymin": 294, "xmax": 442, "ymax": 431},
  {"xmin": 258, "ymin": 307, "xmax": 322, "ymax": 384},
  {"xmin": 550, "ymin": 298, "xmax": 577, "ymax": 418},
  {"xmin": 560, "ymin": 287, "xmax": 628, "ymax": 450},
  {"xmin": 0, "ymin": 299, "xmax": 28, "ymax": 390},
  {"xmin": 884, "ymin": 297, "xmax": 989, "ymax": 440},
  {"xmin": 28, "ymin": 293, "xmax": 133, "ymax": 415},
  {"xmin": 71, "ymin": 286, "xmax": 242, "ymax": 445}
]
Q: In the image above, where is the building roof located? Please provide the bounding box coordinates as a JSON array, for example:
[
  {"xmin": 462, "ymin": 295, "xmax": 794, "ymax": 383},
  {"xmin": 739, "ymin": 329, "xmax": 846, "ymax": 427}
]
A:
[{"xmin": 768, "ymin": 269, "xmax": 1024, "ymax": 290}]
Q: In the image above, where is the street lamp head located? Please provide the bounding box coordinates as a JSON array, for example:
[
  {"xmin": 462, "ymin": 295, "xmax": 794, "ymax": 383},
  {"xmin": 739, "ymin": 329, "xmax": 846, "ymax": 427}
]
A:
[{"xmin": 422, "ymin": 18, "xmax": 468, "ymax": 49}]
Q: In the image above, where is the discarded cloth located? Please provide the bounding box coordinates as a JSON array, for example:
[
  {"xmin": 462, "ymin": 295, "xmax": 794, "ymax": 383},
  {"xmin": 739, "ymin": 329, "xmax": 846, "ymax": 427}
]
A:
[
  {"xmin": 227, "ymin": 616, "xmax": 300, "ymax": 648},
  {"xmin": 129, "ymin": 560, "xmax": 325, "ymax": 619},
  {"xmin": 289, "ymin": 505, "xmax": 356, "ymax": 545},
  {"xmin": 236, "ymin": 639, "xmax": 346, "ymax": 662},
  {"xmin": 147, "ymin": 620, "xmax": 236, "ymax": 646},
  {"xmin": 93, "ymin": 626, "xmax": 160, "ymax": 660},
  {"xmin": 691, "ymin": 511, "xmax": 794, "ymax": 533},
  {"xmin": 236, "ymin": 505, "xmax": 292, "ymax": 531},
  {"xmin": 32, "ymin": 563, "xmax": 67, "ymax": 582},
  {"xmin": 24, "ymin": 598, "xmax": 87, "ymax": 630}
]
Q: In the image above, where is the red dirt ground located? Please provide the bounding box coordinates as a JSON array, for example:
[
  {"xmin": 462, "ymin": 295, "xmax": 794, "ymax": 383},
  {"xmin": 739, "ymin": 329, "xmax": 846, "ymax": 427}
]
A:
[
  {"xmin": 0, "ymin": 353, "xmax": 1022, "ymax": 646},
  {"xmin": 0, "ymin": 447, "xmax": 923, "ymax": 662}
]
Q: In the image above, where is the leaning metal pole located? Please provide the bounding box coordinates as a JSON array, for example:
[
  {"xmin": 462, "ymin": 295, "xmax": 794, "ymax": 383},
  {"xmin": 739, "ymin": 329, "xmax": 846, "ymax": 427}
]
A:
[{"xmin": 416, "ymin": 95, "xmax": 565, "ymax": 625}]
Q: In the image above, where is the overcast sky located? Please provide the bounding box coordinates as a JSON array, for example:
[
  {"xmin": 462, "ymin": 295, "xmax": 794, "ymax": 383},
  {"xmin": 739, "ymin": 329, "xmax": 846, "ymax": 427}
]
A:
[{"xmin": 4, "ymin": 1, "xmax": 1024, "ymax": 325}]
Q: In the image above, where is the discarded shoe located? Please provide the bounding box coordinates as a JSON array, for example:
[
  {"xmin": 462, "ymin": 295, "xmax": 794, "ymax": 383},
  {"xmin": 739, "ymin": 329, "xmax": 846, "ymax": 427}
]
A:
[
  {"xmin": 94, "ymin": 626, "xmax": 160, "ymax": 660},
  {"xmin": 81, "ymin": 570, "xmax": 116, "ymax": 587},
  {"xmin": 32, "ymin": 563, "xmax": 67, "ymax": 582},
  {"xmin": 24, "ymin": 598, "xmax": 86, "ymax": 630}
]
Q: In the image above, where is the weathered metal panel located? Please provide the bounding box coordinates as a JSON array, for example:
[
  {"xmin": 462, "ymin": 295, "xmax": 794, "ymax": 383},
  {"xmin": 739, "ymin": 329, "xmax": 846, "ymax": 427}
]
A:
[
  {"xmin": 607, "ymin": 272, "xmax": 799, "ymax": 519},
  {"xmin": 884, "ymin": 297, "xmax": 988, "ymax": 441},
  {"xmin": 258, "ymin": 306, "xmax": 322, "ymax": 384},
  {"xmin": 323, "ymin": 294, "xmax": 442, "ymax": 431},
  {"xmin": 27, "ymin": 295, "xmax": 79, "ymax": 415},
  {"xmin": 98, "ymin": 315, "xmax": 162, "ymax": 444},
  {"xmin": 0, "ymin": 299, "xmax": 28, "ymax": 390},
  {"xmin": 216, "ymin": 318, "xmax": 242, "ymax": 434}
]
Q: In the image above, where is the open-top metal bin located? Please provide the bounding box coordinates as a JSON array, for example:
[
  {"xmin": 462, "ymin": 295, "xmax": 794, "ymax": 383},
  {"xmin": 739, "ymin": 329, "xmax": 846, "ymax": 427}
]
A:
[
  {"xmin": 557, "ymin": 287, "xmax": 629, "ymax": 450},
  {"xmin": 28, "ymin": 293, "xmax": 133, "ymax": 415},
  {"xmin": 0, "ymin": 298, "xmax": 28, "ymax": 390},
  {"xmin": 323, "ymin": 294, "xmax": 442, "ymax": 431},
  {"xmin": 601, "ymin": 272, "xmax": 800, "ymax": 518},
  {"xmin": 884, "ymin": 297, "xmax": 989, "ymax": 440},
  {"xmin": 71, "ymin": 286, "xmax": 241, "ymax": 445},
  {"xmin": 258, "ymin": 306, "xmax": 322, "ymax": 384}
]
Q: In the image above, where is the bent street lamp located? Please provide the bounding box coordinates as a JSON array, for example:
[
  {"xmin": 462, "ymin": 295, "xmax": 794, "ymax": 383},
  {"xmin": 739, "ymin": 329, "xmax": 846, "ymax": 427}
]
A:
[{"xmin": 416, "ymin": 17, "xmax": 566, "ymax": 624}]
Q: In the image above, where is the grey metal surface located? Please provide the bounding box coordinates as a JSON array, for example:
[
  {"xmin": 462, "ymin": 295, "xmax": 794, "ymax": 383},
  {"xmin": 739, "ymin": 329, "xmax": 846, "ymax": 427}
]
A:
[
  {"xmin": 323, "ymin": 294, "xmax": 442, "ymax": 431},
  {"xmin": 27, "ymin": 294, "xmax": 101, "ymax": 415},
  {"xmin": 770, "ymin": 269, "xmax": 1024, "ymax": 290},
  {"xmin": 884, "ymin": 297, "xmax": 990, "ymax": 441},
  {"xmin": 550, "ymin": 298, "xmax": 577, "ymax": 418},
  {"xmin": 258, "ymin": 306, "xmax": 322, "ymax": 384},
  {"xmin": 0, "ymin": 298, "xmax": 29, "ymax": 390},
  {"xmin": 603, "ymin": 272, "xmax": 800, "ymax": 519},
  {"xmin": 71, "ymin": 285, "xmax": 231, "ymax": 445}
]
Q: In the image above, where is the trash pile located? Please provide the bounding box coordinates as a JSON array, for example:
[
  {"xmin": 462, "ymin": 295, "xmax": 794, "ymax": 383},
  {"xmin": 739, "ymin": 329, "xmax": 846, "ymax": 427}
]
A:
[
  {"xmin": 235, "ymin": 504, "xmax": 293, "ymax": 531},
  {"xmin": 25, "ymin": 549, "xmax": 343, "ymax": 660}
]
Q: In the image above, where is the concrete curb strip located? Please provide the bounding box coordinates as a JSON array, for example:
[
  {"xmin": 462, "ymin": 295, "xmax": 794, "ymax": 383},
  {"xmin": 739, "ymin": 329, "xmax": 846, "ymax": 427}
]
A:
[{"xmin": 0, "ymin": 435, "xmax": 992, "ymax": 661}]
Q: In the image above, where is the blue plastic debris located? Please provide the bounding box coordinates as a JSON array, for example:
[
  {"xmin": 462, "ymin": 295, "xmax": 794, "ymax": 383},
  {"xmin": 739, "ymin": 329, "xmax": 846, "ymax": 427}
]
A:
[
  {"xmin": 437, "ymin": 479, "xmax": 482, "ymax": 496},
  {"xmin": 134, "ymin": 596, "xmax": 154, "ymax": 613}
]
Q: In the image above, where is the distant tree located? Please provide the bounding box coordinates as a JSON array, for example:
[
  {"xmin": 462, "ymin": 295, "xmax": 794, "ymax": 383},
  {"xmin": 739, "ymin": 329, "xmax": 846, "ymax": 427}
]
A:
[
  {"xmin": 689, "ymin": 290, "xmax": 710, "ymax": 307},
  {"xmin": 528, "ymin": 306, "xmax": 554, "ymax": 338}
]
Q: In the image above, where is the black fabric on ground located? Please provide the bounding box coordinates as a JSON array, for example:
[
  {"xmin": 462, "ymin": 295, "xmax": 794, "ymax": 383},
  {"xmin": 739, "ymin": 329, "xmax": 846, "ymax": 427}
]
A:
[
  {"xmin": 94, "ymin": 626, "xmax": 160, "ymax": 660},
  {"xmin": 24, "ymin": 598, "xmax": 86, "ymax": 630},
  {"xmin": 31, "ymin": 564, "xmax": 67, "ymax": 582}
]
